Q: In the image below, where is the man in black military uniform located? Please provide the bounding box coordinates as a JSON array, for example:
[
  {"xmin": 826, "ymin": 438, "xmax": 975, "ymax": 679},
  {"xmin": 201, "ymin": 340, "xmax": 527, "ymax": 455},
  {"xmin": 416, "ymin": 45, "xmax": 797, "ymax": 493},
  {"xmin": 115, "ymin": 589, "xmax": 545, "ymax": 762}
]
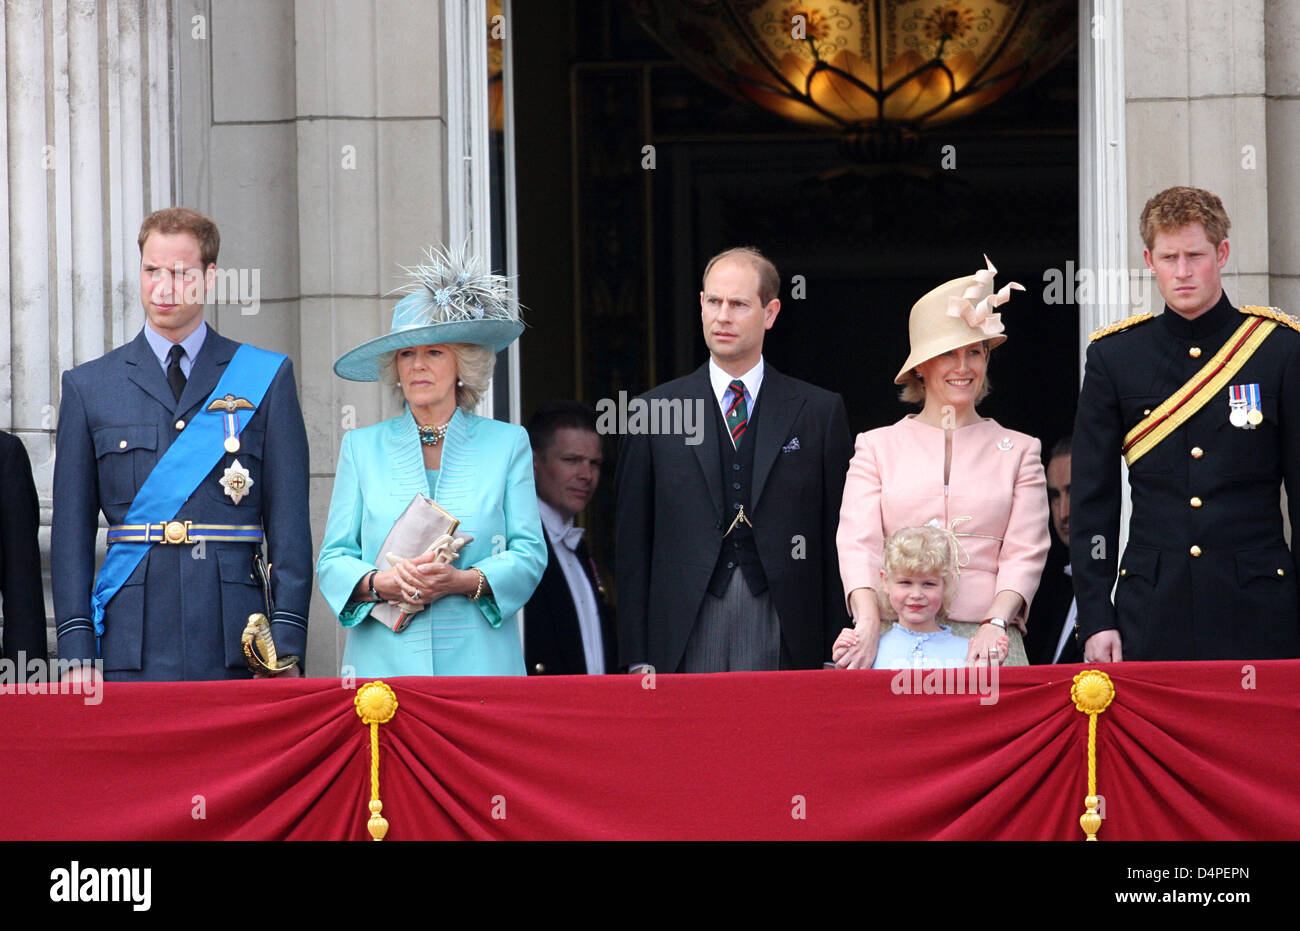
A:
[{"xmin": 1071, "ymin": 186, "xmax": 1300, "ymax": 662}]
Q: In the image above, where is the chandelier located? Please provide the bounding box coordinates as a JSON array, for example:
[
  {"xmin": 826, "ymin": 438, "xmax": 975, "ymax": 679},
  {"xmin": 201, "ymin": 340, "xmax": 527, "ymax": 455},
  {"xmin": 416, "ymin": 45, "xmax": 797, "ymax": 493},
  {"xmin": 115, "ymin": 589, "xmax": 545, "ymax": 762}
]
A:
[{"xmin": 630, "ymin": 0, "xmax": 1076, "ymax": 159}]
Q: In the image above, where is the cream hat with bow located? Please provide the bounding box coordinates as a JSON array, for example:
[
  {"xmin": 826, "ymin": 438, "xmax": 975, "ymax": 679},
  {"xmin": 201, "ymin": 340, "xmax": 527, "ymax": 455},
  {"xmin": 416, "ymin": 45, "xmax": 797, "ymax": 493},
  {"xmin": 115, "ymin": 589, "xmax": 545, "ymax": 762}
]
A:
[{"xmin": 894, "ymin": 255, "xmax": 1024, "ymax": 384}]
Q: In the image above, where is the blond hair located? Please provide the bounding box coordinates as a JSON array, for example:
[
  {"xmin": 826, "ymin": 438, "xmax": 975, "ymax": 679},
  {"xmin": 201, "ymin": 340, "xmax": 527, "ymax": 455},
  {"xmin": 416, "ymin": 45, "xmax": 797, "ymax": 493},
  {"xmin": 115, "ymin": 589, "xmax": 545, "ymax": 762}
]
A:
[
  {"xmin": 876, "ymin": 525, "xmax": 960, "ymax": 621},
  {"xmin": 378, "ymin": 342, "xmax": 495, "ymax": 412}
]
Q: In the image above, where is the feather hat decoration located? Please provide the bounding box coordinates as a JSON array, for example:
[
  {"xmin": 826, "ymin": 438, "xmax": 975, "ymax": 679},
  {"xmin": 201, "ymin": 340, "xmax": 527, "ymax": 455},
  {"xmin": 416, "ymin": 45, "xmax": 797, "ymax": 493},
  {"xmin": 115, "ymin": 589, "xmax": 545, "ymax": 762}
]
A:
[{"xmin": 333, "ymin": 242, "xmax": 525, "ymax": 382}]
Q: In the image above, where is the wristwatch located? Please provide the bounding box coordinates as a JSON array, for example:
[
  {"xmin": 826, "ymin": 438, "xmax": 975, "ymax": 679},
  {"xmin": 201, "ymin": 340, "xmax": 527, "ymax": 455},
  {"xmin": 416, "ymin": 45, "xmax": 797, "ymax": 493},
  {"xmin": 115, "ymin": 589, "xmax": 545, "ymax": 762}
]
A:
[{"xmin": 982, "ymin": 616, "xmax": 1008, "ymax": 630}]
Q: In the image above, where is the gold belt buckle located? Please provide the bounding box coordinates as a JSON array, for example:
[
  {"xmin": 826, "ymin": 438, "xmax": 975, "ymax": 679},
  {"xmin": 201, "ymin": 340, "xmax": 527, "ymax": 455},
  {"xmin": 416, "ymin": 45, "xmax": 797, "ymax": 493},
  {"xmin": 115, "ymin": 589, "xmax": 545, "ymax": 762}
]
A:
[{"xmin": 160, "ymin": 520, "xmax": 193, "ymax": 544}]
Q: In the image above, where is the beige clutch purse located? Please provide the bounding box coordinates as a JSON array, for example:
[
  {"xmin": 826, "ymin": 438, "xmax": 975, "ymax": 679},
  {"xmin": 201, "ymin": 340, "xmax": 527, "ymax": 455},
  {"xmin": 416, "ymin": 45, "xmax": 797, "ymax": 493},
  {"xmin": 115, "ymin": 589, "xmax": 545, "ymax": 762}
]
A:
[{"xmin": 370, "ymin": 493, "xmax": 467, "ymax": 632}]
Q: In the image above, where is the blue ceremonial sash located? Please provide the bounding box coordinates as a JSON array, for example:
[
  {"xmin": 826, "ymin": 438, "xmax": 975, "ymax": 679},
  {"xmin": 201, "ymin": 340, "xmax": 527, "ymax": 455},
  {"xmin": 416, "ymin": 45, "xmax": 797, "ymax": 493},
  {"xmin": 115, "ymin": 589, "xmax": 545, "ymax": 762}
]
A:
[{"xmin": 90, "ymin": 344, "xmax": 286, "ymax": 639}]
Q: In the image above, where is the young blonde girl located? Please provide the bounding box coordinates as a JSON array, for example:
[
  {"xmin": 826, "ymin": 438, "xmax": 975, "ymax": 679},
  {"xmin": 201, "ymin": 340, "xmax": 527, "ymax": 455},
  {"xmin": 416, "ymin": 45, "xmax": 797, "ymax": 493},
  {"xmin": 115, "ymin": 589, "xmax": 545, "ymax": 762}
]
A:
[{"xmin": 833, "ymin": 525, "xmax": 1008, "ymax": 669}]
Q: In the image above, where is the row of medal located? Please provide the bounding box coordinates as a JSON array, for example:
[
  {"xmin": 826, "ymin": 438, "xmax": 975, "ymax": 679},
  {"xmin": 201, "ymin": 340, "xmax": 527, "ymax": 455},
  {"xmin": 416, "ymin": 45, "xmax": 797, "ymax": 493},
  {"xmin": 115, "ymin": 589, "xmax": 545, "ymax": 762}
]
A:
[{"xmin": 1228, "ymin": 383, "xmax": 1263, "ymax": 429}]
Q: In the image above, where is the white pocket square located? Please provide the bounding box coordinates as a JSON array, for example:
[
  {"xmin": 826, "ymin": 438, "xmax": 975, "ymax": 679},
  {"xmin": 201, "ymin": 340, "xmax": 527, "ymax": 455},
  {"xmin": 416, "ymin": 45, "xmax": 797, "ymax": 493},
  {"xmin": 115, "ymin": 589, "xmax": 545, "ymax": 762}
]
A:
[{"xmin": 781, "ymin": 437, "xmax": 800, "ymax": 453}]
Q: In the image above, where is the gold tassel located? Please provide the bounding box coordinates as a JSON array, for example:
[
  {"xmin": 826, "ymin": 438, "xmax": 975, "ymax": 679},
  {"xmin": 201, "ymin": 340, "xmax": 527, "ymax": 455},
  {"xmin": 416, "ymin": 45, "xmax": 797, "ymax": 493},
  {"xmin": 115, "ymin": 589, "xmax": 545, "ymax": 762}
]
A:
[
  {"xmin": 1071, "ymin": 670, "xmax": 1115, "ymax": 841},
  {"xmin": 354, "ymin": 681, "xmax": 399, "ymax": 841}
]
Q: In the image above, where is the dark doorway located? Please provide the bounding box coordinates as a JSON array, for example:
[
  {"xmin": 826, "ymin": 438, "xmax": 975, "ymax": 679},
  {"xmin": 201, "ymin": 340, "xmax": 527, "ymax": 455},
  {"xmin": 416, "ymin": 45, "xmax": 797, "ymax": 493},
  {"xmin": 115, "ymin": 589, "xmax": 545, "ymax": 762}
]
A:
[{"xmin": 513, "ymin": 1, "xmax": 1079, "ymax": 576}]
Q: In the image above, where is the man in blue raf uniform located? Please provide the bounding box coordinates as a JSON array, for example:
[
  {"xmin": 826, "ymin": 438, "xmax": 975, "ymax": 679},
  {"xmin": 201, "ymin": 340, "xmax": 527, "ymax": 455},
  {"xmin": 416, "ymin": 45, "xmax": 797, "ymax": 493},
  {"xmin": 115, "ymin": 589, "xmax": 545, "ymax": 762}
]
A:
[
  {"xmin": 53, "ymin": 207, "xmax": 311, "ymax": 681},
  {"xmin": 1071, "ymin": 187, "xmax": 1300, "ymax": 661}
]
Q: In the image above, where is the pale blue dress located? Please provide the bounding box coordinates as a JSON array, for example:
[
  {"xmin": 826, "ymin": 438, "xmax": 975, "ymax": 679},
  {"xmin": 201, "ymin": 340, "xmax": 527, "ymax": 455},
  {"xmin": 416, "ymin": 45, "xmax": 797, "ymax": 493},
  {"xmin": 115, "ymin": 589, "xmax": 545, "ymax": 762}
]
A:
[
  {"xmin": 872, "ymin": 624, "xmax": 971, "ymax": 669},
  {"xmin": 316, "ymin": 407, "xmax": 547, "ymax": 676}
]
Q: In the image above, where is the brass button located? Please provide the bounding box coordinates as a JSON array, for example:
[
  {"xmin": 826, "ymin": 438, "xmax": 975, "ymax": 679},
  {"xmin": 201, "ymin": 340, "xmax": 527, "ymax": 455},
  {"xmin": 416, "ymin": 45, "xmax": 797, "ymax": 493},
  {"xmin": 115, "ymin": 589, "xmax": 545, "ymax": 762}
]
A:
[
  {"xmin": 1190, "ymin": 545, "xmax": 1202, "ymax": 557},
  {"xmin": 533, "ymin": 663, "xmax": 545, "ymax": 674},
  {"xmin": 1189, "ymin": 346, "xmax": 1202, "ymax": 358},
  {"xmin": 1190, "ymin": 496, "xmax": 1202, "ymax": 508},
  {"xmin": 1191, "ymin": 447, "xmax": 1203, "ymax": 459},
  {"xmin": 1120, "ymin": 568, "xmax": 1127, "ymax": 576},
  {"xmin": 1279, "ymin": 569, "xmax": 1286, "ymax": 577},
  {"xmin": 1143, "ymin": 409, "xmax": 1152, "ymax": 416},
  {"xmin": 175, "ymin": 419, "xmax": 185, "ymax": 431},
  {"xmin": 118, "ymin": 439, "xmax": 128, "ymax": 449}
]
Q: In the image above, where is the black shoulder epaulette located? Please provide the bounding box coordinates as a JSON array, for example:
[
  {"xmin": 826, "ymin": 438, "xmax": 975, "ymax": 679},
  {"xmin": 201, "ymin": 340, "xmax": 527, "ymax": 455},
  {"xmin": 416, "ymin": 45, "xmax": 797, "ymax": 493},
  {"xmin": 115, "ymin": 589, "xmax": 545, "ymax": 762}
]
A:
[
  {"xmin": 1089, "ymin": 312, "xmax": 1155, "ymax": 342},
  {"xmin": 1240, "ymin": 305, "xmax": 1300, "ymax": 334}
]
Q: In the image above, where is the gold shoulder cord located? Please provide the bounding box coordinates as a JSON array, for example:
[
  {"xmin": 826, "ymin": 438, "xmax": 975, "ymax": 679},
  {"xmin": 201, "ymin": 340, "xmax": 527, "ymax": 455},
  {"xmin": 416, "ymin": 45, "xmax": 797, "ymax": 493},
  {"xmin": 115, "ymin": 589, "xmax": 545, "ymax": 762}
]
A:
[
  {"xmin": 1240, "ymin": 304, "xmax": 1300, "ymax": 334},
  {"xmin": 1089, "ymin": 312, "xmax": 1154, "ymax": 342}
]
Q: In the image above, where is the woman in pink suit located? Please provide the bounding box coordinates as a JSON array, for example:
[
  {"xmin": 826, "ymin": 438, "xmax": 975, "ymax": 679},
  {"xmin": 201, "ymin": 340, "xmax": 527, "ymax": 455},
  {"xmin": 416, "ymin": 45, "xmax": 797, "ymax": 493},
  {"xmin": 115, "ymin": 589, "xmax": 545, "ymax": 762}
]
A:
[{"xmin": 834, "ymin": 258, "xmax": 1049, "ymax": 668}]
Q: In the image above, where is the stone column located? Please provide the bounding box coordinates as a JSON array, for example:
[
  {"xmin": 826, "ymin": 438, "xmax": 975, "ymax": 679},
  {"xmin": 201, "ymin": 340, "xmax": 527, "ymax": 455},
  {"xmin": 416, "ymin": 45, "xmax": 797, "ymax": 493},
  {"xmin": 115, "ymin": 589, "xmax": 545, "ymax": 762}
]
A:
[
  {"xmin": 1123, "ymin": 0, "xmax": 1271, "ymax": 310},
  {"xmin": 0, "ymin": 0, "xmax": 173, "ymax": 653},
  {"xmin": 295, "ymin": 0, "xmax": 447, "ymax": 676},
  {"xmin": 1266, "ymin": 0, "xmax": 1300, "ymax": 538},
  {"xmin": 1266, "ymin": 1, "xmax": 1300, "ymax": 315}
]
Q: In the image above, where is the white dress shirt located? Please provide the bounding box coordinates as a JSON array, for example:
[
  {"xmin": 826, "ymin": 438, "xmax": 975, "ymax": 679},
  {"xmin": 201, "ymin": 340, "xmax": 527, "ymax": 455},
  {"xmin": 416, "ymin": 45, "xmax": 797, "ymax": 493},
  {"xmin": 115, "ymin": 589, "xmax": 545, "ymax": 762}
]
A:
[
  {"xmin": 538, "ymin": 499, "xmax": 605, "ymax": 674},
  {"xmin": 1052, "ymin": 564, "xmax": 1077, "ymax": 664}
]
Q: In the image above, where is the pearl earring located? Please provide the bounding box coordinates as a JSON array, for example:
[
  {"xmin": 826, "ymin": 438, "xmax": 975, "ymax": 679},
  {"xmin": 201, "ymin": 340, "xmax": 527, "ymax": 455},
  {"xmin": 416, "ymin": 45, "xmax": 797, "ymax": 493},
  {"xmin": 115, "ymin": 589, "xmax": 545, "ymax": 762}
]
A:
[{"xmin": 457, "ymin": 379, "xmax": 464, "ymax": 387}]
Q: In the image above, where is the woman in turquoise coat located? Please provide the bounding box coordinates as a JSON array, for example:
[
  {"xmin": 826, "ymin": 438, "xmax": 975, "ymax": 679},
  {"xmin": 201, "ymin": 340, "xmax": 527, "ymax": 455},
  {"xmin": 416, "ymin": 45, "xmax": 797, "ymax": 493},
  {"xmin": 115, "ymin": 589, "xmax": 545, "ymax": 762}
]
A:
[{"xmin": 317, "ymin": 246, "xmax": 546, "ymax": 676}]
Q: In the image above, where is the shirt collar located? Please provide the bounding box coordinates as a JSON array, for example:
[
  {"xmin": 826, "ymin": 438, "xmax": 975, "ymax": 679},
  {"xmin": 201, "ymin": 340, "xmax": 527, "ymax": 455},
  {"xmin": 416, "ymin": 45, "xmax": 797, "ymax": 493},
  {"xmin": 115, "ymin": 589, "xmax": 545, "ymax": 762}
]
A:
[
  {"xmin": 538, "ymin": 498, "xmax": 577, "ymax": 541},
  {"xmin": 144, "ymin": 320, "xmax": 208, "ymax": 368},
  {"xmin": 1157, "ymin": 291, "xmax": 1236, "ymax": 340},
  {"xmin": 708, "ymin": 356, "xmax": 764, "ymax": 406}
]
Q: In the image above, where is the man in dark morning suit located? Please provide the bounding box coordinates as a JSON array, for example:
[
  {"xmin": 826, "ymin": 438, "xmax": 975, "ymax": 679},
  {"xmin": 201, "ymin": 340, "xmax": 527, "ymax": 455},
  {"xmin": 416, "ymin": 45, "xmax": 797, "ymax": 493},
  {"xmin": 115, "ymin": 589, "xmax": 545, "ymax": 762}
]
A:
[
  {"xmin": 1072, "ymin": 187, "xmax": 1300, "ymax": 662},
  {"xmin": 523, "ymin": 401, "xmax": 616, "ymax": 675},
  {"xmin": 615, "ymin": 246, "xmax": 854, "ymax": 673},
  {"xmin": 0, "ymin": 431, "xmax": 48, "ymax": 667},
  {"xmin": 53, "ymin": 207, "xmax": 311, "ymax": 681},
  {"xmin": 1024, "ymin": 437, "xmax": 1082, "ymax": 664}
]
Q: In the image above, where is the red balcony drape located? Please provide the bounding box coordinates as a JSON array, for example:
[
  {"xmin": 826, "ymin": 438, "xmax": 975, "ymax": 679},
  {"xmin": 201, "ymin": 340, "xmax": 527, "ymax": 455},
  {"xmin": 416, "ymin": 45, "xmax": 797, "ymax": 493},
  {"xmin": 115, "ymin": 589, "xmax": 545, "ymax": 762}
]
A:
[{"xmin": 3, "ymin": 660, "xmax": 1297, "ymax": 840}]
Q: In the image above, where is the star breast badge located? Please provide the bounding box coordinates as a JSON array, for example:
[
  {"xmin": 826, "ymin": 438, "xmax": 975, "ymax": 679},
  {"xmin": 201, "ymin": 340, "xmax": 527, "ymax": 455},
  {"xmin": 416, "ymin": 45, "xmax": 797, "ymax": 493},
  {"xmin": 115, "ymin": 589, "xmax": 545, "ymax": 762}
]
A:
[{"xmin": 220, "ymin": 459, "xmax": 254, "ymax": 504}]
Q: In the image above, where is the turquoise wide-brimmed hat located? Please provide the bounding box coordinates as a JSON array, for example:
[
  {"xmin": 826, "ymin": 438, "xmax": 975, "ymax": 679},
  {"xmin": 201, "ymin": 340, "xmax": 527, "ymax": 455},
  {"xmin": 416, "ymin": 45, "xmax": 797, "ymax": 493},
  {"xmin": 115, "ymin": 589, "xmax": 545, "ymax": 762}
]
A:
[{"xmin": 333, "ymin": 244, "xmax": 525, "ymax": 382}]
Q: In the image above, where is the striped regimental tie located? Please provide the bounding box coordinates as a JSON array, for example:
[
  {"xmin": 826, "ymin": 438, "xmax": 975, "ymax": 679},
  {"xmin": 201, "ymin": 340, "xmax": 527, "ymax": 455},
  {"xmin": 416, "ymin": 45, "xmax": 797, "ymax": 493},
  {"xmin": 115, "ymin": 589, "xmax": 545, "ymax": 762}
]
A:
[{"xmin": 725, "ymin": 379, "xmax": 748, "ymax": 447}]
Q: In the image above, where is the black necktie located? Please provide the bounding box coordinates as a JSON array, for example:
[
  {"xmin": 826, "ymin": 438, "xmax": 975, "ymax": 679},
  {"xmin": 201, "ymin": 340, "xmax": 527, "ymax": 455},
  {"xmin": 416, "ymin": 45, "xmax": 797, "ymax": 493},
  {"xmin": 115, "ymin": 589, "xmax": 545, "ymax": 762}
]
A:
[{"xmin": 166, "ymin": 344, "xmax": 187, "ymax": 401}]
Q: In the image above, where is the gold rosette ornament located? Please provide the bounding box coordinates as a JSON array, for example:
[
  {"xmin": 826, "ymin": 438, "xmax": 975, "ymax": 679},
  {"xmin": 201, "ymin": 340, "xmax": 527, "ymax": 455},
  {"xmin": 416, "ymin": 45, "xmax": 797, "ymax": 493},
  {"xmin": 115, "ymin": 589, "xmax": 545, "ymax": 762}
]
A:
[
  {"xmin": 355, "ymin": 681, "xmax": 399, "ymax": 841},
  {"xmin": 1071, "ymin": 669, "xmax": 1116, "ymax": 841}
]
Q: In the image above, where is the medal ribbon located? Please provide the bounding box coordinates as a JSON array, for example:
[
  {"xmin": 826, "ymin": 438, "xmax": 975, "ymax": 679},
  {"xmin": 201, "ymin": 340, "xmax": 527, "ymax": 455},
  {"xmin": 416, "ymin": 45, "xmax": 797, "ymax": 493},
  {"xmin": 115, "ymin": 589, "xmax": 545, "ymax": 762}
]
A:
[{"xmin": 1122, "ymin": 317, "xmax": 1275, "ymax": 466}]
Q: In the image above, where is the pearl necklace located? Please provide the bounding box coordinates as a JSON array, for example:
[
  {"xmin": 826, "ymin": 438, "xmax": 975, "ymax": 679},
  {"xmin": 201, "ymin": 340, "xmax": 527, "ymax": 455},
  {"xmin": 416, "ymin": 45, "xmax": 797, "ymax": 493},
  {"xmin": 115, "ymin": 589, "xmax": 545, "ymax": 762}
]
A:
[{"xmin": 417, "ymin": 422, "xmax": 450, "ymax": 447}]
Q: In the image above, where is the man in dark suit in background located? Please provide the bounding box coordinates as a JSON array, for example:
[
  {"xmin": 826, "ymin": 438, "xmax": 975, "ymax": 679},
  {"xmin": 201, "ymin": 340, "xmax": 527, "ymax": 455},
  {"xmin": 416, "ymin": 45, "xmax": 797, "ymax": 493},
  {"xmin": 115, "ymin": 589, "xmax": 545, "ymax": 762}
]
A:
[
  {"xmin": 0, "ymin": 431, "xmax": 47, "ymax": 668},
  {"xmin": 523, "ymin": 401, "xmax": 616, "ymax": 675},
  {"xmin": 615, "ymin": 246, "xmax": 854, "ymax": 673},
  {"xmin": 1025, "ymin": 437, "xmax": 1082, "ymax": 664}
]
